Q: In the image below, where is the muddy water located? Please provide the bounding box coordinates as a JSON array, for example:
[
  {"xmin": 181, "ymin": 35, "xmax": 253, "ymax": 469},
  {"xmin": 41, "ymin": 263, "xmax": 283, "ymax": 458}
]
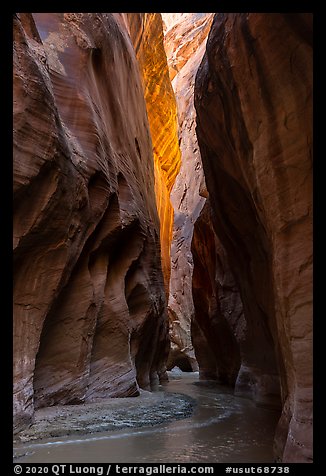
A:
[{"xmin": 14, "ymin": 372, "xmax": 280, "ymax": 463}]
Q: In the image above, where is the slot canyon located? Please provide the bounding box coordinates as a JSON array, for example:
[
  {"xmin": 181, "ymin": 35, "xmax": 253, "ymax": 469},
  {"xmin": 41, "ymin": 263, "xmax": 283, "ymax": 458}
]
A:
[{"xmin": 13, "ymin": 13, "xmax": 312, "ymax": 464}]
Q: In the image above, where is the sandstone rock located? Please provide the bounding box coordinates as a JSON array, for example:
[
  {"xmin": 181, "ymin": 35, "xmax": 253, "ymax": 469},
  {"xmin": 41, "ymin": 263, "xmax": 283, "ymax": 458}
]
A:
[
  {"xmin": 191, "ymin": 201, "xmax": 244, "ymax": 383},
  {"xmin": 195, "ymin": 13, "xmax": 312, "ymax": 462},
  {"xmin": 127, "ymin": 13, "xmax": 181, "ymax": 292},
  {"xmin": 163, "ymin": 13, "xmax": 214, "ymax": 81},
  {"xmin": 13, "ymin": 13, "xmax": 168, "ymax": 432},
  {"xmin": 161, "ymin": 13, "xmax": 213, "ymax": 370}
]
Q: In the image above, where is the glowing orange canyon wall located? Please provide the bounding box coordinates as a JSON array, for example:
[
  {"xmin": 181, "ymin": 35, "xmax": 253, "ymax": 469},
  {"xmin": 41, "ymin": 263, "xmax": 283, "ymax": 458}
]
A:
[{"xmin": 127, "ymin": 13, "xmax": 181, "ymax": 291}]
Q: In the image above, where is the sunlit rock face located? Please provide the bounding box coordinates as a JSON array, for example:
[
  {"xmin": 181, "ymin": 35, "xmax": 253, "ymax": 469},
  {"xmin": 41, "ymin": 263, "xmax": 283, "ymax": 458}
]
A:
[
  {"xmin": 195, "ymin": 13, "xmax": 312, "ymax": 462},
  {"xmin": 161, "ymin": 13, "xmax": 213, "ymax": 371},
  {"xmin": 127, "ymin": 13, "xmax": 181, "ymax": 293},
  {"xmin": 13, "ymin": 12, "xmax": 169, "ymax": 432},
  {"xmin": 162, "ymin": 13, "xmax": 214, "ymax": 81}
]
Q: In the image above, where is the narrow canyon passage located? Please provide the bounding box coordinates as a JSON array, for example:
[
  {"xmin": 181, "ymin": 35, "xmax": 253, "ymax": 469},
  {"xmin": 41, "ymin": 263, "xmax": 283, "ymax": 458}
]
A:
[{"xmin": 13, "ymin": 13, "xmax": 312, "ymax": 464}]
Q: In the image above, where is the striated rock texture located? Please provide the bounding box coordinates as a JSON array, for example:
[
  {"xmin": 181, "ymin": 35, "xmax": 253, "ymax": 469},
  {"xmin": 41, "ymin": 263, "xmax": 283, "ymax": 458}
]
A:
[
  {"xmin": 162, "ymin": 13, "xmax": 214, "ymax": 81},
  {"xmin": 195, "ymin": 13, "xmax": 312, "ymax": 462},
  {"xmin": 127, "ymin": 13, "xmax": 181, "ymax": 292},
  {"xmin": 161, "ymin": 13, "xmax": 213, "ymax": 370},
  {"xmin": 191, "ymin": 200, "xmax": 244, "ymax": 383},
  {"xmin": 13, "ymin": 12, "xmax": 169, "ymax": 432}
]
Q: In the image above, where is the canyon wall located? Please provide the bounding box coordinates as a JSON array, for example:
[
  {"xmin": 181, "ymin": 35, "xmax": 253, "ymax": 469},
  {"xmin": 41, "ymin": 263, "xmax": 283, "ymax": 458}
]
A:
[
  {"xmin": 191, "ymin": 200, "xmax": 244, "ymax": 383},
  {"xmin": 127, "ymin": 13, "xmax": 181, "ymax": 292},
  {"xmin": 13, "ymin": 12, "xmax": 168, "ymax": 432},
  {"xmin": 161, "ymin": 13, "xmax": 214, "ymax": 370},
  {"xmin": 195, "ymin": 13, "xmax": 312, "ymax": 462}
]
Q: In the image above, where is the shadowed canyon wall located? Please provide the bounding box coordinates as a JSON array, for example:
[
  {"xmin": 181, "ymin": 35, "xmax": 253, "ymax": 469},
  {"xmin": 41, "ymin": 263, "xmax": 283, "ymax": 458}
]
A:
[
  {"xmin": 195, "ymin": 13, "xmax": 312, "ymax": 463},
  {"xmin": 191, "ymin": 200, "xmax": 245, "ymax": 384},
  {"xmin": 13, "ymin": 12, "xmax": 169, "ymax": 432},
  {"xmin": 161, "ymin": 13, "xmax": 214, "ymax": 370},
  {"xmin": 127, "ymin": 13, "xmax": 181, "ymax": 292}
]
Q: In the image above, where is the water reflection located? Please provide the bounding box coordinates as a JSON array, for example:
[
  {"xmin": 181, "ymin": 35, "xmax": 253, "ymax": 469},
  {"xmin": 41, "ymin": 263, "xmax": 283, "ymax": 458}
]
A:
[{"xmin": 14, "ymin": 372, "xmax": 280, "ymax": 463}]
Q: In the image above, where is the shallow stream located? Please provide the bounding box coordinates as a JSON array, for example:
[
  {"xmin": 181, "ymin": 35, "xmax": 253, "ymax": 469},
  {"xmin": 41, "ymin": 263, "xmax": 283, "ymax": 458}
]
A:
[{"xmin": 14, "ymin": 372, "xmax": 280, "ymax": 463}]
